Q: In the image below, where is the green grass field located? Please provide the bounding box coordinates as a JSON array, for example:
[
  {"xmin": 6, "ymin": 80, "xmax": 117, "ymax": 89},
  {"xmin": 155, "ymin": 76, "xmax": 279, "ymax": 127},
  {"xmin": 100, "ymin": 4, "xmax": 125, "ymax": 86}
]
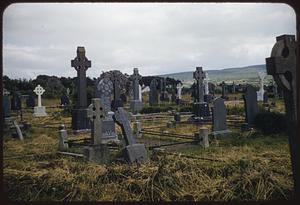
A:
[{"xmin": 3, "ymin": 97, "xmax": 293, "ymax": 201}]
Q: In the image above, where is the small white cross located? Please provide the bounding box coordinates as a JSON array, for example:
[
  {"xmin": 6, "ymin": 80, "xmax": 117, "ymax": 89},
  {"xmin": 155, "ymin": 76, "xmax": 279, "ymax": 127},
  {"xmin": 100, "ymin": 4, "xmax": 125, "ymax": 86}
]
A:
[{"xmin": 33, "ymin": 85, "xmax": 45, "ymax": 107}]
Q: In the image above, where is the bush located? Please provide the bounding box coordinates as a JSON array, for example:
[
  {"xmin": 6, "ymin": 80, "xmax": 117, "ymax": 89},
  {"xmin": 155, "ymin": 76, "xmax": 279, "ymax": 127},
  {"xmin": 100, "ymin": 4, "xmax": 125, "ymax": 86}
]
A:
[{"xmin": 253, "ymin": 111, "xmax": 287, "ymax": 134}]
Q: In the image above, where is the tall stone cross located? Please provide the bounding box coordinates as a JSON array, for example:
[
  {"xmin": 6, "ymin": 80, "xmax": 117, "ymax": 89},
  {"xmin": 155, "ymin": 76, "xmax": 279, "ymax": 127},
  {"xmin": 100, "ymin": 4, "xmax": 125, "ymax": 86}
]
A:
[
  {"xmin": 193, "ymin": 67, "xmax": 206, "ymax": 102},
  {"xmin": 266, "ymin": 34, "xmax": 298, "ymax": 195},
  {"xmin": 71, "ymin": 47, "xmax": 91, "ymax": 108},
  {"xmin": 33, "ymin": 85, "xmax": 45, "ymax": 107},
  {"xmin": 87, "ymin": 98, "xmax": 107, "ymax": 145},
  {"xmin": 130, "ymin": 68, "xmax": 142, "ymax": 101}
]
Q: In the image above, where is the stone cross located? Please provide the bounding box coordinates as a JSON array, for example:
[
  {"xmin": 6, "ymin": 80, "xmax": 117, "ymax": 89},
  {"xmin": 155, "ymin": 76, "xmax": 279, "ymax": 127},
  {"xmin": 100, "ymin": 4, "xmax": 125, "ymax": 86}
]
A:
[
  {"xmin": 71, "ymin": 46, "xmax": 91, "ymax": 108},
  {"xmin": 257, "ymin": 71, "xmax": 266, "ymax": 101},
  {"xmin": 96, "ymin": 77, "xmax": 114, "ymax": 112},
  {"xmin": 130, "ymin": 68, "xmax": 142, "ymax": 101},
  {"xmin": 33, "ymin": 85, "xmax": 45, "ymax": 107},
  {"xmin": 193, "ymin": 67, "xmax": 206, "ymax": 102},
  {"xmin": 87, "ymin": 98, "xmax": 107, "ymax": 145},
  {"xmin": 266, "ymin": 34, "xmax": 298, "ymax": 193},
  {"xmin": 176, "ymin": 83, "xmax": 183, "ymax": 99},
  {"xmin": 204, "ymin": 72, "xmax": 209, "ymax": 95}
]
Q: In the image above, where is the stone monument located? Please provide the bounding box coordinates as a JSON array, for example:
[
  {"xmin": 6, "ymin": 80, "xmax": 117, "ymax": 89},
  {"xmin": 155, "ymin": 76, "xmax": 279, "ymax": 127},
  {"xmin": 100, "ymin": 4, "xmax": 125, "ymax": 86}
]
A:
[
  {"xmin": 212, "ymin": 98, "xmax": 231, "ymax": 136},
  {"xmin": 129, "ymin": 68, "xmax": 143, "ymax": 113},
  {"xmin": 257, "ymin": 71, "xmax": 266, "ymax": 101},
  {"xmin": 243, "ymin": 85, "xmax": 258, "ymax": 125},
  {"xmin": 33, "ymin": 85, "xmax": 47, "ymax": 117},
  {"xmin": 149, "ymin": 79, "xmax": 159, "ymax": 106}
]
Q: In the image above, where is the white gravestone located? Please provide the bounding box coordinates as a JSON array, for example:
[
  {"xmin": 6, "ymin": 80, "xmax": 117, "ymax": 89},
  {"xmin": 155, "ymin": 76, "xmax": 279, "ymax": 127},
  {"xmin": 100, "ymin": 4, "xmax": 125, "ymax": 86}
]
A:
[
  {"xmin": 176, "ymin": 83, "xmax": 183, "ymax": 99},
  {"xmin": 33, "ymin": 85, "xmax": 47, "ymax": 117},
  {"xmin": 139, "ymin": 84, "xmax": 142, "ymax": 102},
  {"xmin": 204, "ymin": 72, "xmax": 209, "ymax": 95},
  {"xmin": 257, "ymin": 72, "xmax": 266, "ymax": 101}
]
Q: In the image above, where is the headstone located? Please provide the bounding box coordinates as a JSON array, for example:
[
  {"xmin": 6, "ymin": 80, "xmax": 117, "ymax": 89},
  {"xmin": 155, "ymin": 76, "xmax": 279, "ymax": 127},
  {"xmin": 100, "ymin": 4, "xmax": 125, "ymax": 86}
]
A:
[
  {"xmin": 149, "ymin": 79, "xmax": 159, "ymax": 106},
  {"xmin": 192, "ymin": 67, "xmax": 210, "ymax": 120},
  {"xmin": 26, "ymin": 94, "xmax": 35, "ymax": 108},
  {"xmin": 160, "ymin": 78, "xmax": 169, "ymax": 102},
  {"xmin": 71, "ymin": 46, "xmax": 91, "ymax": 131},
  {"xmin": 257, "ymin": 71, "xmax": 266, "ymax": 101},
  {"xmin": 60, "ymin": 94, "xmax": 70, "ymax": 106},
  {"xmin": 171, "ymin": 83, "xmax": 177, "ymax": 103},
  {"xmin": 3, "ymin": 89, "xmax": 11, "ymax": 118},
  {"xmin": 243, "ymin": 85, "xmax": 258, "ymax": 125},
  {"xmin": 212, "ymin": 98, "xmax": 231, "ymax": 136},
  {"xmin": 33, "ymin": 85, "xmax": 47, "ymax": 117},
  {"xmin": 58, "ymin": 124, "xmax": 69, "ymax": 151},
  {"xmin": 174, "ymin": 112, "xmax": 181, "ymax": 122},
  {"xmin": 95, "ymin": 78, "xmax": 118, "ymax": 143},
  {"xmin": 221, "ymin": 81, "xmax": 228, "ymax": 99},
  {"xmin": 176, "ymin": 83, "xmax": 183, "ymax": 105},
  {"xmin": 133, "ymin": 121, "xmax": 142, "ymax": 138},
  {"xmin": 139, "ymin": 84, "xmax": 142, "ymax": 102},
  {"xmin": 129, "ymin": 68, "xmax": 143, "ymax": 113},
  {"xmin": 11, "ymin": 92, "xmax": 21, "ymax": 110},
  {"xmin": 266, "ymin": 34, "xmax": 298, "ymax": 193},
  {"xmin": 232, "ymin": 81, "xmax": 236, "ymax": 94},
  {"xmin": 114, "ymin": 107, "xmax": 148, "ymax": 163},
  {"xmin": 194, "ymin": 127, "xmax": 209, "ymax": 148},
  {"xmin": 111, "ymin": 74, "xmax": 124, "ymax": 111}
]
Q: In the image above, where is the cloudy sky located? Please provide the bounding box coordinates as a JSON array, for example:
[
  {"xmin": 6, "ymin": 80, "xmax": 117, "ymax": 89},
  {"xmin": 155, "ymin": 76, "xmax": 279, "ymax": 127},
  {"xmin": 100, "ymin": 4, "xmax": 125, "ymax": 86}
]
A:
[{"xmin": 3, "ymin": 3, "xmax": 296, "ymax": 79}]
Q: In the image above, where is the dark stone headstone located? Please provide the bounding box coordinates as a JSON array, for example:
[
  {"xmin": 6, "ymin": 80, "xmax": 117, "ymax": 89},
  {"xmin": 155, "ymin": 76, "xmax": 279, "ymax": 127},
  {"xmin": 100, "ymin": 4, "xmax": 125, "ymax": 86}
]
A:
[
  {"xmin": 221, "ymin": 81, "xmax": 228, "ymax": 99},
  {"xmin": 204, "ymin": 94, "xmax": 213, "ymax": 103},
  {"xmin": 71, "ymin": 46, "xmax": 91, "ymax": 131},
  {"xmin": 243, "ymin": 85, "xmax": 259, "ymax": 125},
  {"xmin": 114, "ymin": 107, "xmax": 148, "ymax": 163},
  {"xmin": 3, "ymin": 89, "xmax": 11, "ymax": 118},
  {"xmin": 174, "ymin": 112, "xmax": 181, "ymax": 122},
  {"xmin": 11, "ymin": 92, "xmax": 21, "ymax": 110},
  {"xmin": 149, "ymin": 79, "xmax": 159, "ymax": 106},
  {"xmin": 160, "ymin": 78, "xmax": 169, "ymax": 102},
  {"xmin": 60, "ymin": 94, "xmax": 70, "ymax": 106},
  {"xmin": 26, "ymin": 94, "xmax": 35, "ymax": 108},
  {"xmin": 212, "ymin": 98, "xmax": 231, "ymax": 136},
  {"xmin": 129, "ymin": 68, "xmax": 143, "ymax": 113}
]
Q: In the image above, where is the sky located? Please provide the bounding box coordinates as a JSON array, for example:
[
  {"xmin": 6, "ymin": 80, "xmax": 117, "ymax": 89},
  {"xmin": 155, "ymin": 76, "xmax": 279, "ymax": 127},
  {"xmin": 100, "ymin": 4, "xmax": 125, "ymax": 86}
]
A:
[{"xmin": 3, "ymin": 3, "xmax": 296, "ymax": 79}]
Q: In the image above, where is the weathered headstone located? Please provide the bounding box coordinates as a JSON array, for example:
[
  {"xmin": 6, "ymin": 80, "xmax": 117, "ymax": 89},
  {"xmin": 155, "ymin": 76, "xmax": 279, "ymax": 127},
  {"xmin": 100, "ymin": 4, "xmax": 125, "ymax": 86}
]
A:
[
  {"xmin": 71, "ymin": 46, "xmax": 91, "ymax": 131},
  {"xmin": 221, "ymin": 81, "xmax": 228, "ymax": 99},
  {"xmin": 33, "ymin": 85, "xmax": 47, "ymax": 117},
  {"xmin": 176, "ymin": 83, "xmax": 183, "ymax": 105},
  {"xmin": 133, "ymin": 121, "xmax": 142, "ymax": 138},
  {"xmin": 192, "ymin": 67, "xmax": 210, "ymax": 120},
  {"xmin": 266, "ymin": 34, "xmax": 298, "ymax": 194},
  {"xmin": 243, "ymin": 85, "xmax": 258, "ymax": 125},
  {"xmin": 95, "ymin": 78, "xmax": 119, "ymax": 143},
  {"xmin": 26, "ymin": 94, "xmax": 35, "ymax": 108},
  {"xmin": 3, "ymin": 89, "xmax": 11, "ymax": 118},
  {"xmin": 212, "ymin": 98, "xmax": 231, "ymax": 136},
  {"xmin": 60, "ymin": 94, "xmax": 70, "ymax": 106},
  {"xmin": 149, "ymin": 79, "xmax": 159, "ymax": 106},
  {"xmin": 11, "ymin": 92, "xmax": 21, "ymax": 111},
  {"xmin": 174, "ymin": 112, "xmax": 181, "ymax": 122},
  {"xmin": 111, "ymin": 74, "xmax": 124, "ymax": 111},
  {"xmin": 257, "ymin": 72, "xmax": 266, "ymax": 101},
  {"xmin": 114, "ymin": 107, "xmax": 148, "ymax": 163},
  {"xmin": 160, "ymin": 78, "xmax": 169, "ymax": 102},
  {"xmin": 58, "ymin": 124, "xmax": 69, "ymax": 151},
  {"xmin": 129, "ymin": 68, "xmax": 143, "ymax": 113},
  {"xmin": 194, "ymin": 127, "xmax": 209, "ymax": 148}
]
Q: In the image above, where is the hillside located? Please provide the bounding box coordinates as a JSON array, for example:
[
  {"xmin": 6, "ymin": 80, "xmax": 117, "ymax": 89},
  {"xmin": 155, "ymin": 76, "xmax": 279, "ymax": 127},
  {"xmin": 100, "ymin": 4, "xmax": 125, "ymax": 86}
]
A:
[{"xmin": 158, "ymin": 64, "xmax": 273, "ymax": 85}]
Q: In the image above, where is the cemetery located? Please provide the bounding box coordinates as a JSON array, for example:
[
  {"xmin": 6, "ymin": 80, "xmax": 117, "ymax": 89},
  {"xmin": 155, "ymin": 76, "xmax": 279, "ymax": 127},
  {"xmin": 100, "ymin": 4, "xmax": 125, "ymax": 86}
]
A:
[{"xmin": 2, "ymin": 35, "xmax": 297, "ymax": 201}]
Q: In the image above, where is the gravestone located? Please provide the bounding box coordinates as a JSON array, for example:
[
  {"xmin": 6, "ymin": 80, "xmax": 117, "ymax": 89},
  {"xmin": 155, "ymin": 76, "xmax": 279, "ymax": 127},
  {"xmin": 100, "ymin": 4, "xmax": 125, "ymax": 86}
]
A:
[
  {"xmin": 58, "ymin": 124, "xmax": 69, "ymax": 151},
  {"xmin": 71, "ymin": 46, "xmax": 91, "ymax": 131},
  {"xmin": 266, "ymin": 34, "xmax": 298, "ymax": 193},
  {"xmin": 33, "ymin": 85, "xmax": 47, "ymax": 117},
  {"xmin": 176, "ymin": 83, "xmax": 183, "ymax": 105},
  {"xmin": 171, "ymin": 83, "xmax": 177, "ymax": 103},
  {"xmin": 133, "ymin": 121, "xmax": 142, "ymax": 138},
  {"xmin": 84, "ymin": 98, "xmax": 110, "ymax": 163},
  {"xmin": 11, "ymin": 92, "xmax": 21, "ymax": 111},
  {"xmin": 114, "ymin": 107, "xmax": 148, "ymax": 163},
  {"xmin": 221, "ymin": 81, "xmax": 228, "ymax": 99},
  {"xmin": 160, "ymin": 78, "xmax": 169, "ymax": 102},
  {"xmin": 129, "ymin": 68, "xmax": 143, "ymax": 113},
  {"xmin": 60, "ymin": 94, "xmax": 70, "ymax": 106},
  {"xmin": 149, "ymin": 79, "xmax": 159, "ymax": 106},
  {"xmin": 232, "ymin": 81, "xmax": 236, "ymax": 93},
  {"xmin": 111, "ymin": 74, "xmax": 124, "ymax": 111},
  {"xmin": 212, "ymin": 98, "xmax": 231, "ymax": 136},
  {"xmin": 26, "ymin": 94, "xmax": 35, "ymax": 108},
  {"xmin": 174, "ymin": 112, "xmax": 181, "ymax": 122},
  {"xmin": 139, "ymin": 84, "xmax": 142, "ymax": 102},
  {"xmin": 192, "ymin": 67, "xmax": 210, "ymax": 120},
  {"xmin": 257, "ymin": 72, "xmax": 266, "ymax": 101},
  {"xmin": 204, "ymin": 72, "xmax": 209, "ymax": 95},
  {"xmin": 194, "ymin": 127, "xmax": 209, "ymax": 148},
  {"xmin": 3, "ymin": 89, "xmax": 11, "ymax": 118},
  {"xmin": 243, "ymin": 85, "xmax": 258, "ymax": 125},
  {"xmin": 95, "ymin": 78, "xmax": 118, "ymax": 143}
]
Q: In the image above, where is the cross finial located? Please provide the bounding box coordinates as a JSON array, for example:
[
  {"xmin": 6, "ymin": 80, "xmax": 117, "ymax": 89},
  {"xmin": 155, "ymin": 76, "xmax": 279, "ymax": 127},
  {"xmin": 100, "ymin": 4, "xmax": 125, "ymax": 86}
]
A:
[
  {"xmin": 33, "ymin": 85, "xmax": 45, "ymax": 96},
  {"xmin": 193, "ymin": 67, "xmax": 206, "ymax": 82},
  {"xmin": 71, "ymin": 46, "xmax": 91, "ymax": 72}
]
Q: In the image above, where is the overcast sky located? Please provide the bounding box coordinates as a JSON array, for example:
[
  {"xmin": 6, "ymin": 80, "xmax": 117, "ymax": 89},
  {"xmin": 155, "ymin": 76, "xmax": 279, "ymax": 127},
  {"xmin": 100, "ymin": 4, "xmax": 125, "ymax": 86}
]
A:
[{"xmin": 3, "ymin": 3, "xmax": 296, "ymax": 79}]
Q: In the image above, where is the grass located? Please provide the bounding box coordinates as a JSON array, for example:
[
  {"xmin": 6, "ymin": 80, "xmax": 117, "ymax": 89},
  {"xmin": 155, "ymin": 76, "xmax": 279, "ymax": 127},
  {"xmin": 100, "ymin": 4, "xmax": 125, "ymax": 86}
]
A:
[{"xmin": 3, "ymin": 96, "xmax": 293, "ymax": 201}]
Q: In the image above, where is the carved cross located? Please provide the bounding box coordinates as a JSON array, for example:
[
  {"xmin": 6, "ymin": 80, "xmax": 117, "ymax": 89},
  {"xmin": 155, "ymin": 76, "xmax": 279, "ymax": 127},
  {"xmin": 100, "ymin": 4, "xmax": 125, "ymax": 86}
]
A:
[
  {"xmin": 130, "ymin": 68, "xmax": 142, "ymax": 101},
  {"xmin": 33, "ymin": 85, "xmax": 45, "ymax": 107},
  {"xmin": 87, "ymin": 98, "xmax": 107, "ymax": 145},
  {"xmin": 193, "ymin": 67, "xmax": 205, "ymax": 102}
]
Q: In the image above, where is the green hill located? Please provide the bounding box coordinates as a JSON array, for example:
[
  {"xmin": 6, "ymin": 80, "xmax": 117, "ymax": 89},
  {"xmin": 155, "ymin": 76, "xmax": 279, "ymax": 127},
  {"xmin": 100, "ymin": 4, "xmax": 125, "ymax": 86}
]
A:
[{"xmin": 158, "ymin": 64, "xmax": 273, "ymax": 86}]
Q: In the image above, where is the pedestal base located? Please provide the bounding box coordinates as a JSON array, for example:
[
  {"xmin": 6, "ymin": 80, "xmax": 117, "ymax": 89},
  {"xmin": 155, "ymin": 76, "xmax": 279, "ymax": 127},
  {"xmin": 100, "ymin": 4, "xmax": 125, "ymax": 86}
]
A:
[
  {"xmin": 83, "ymin": 144, "xmax": 110, "ymax": 164},
  {"xmin": 33, "ymin": 106, "xmax": 47, "ymax": 117},
  {"xmin": 130, "ymin": 100, "xmax": 143, "ymax": 113},
  {"xmin": 212, "ymin": 129, "xmax": 232, "ymax": 137},
  {"xmin": 192, "ymin": 102, "xmax": 211, "ymax": 121},
  {"xmin": 123, "ymin": 144, "xmax": 148, "ymax": 163},
  {"xmin": 72, "ymin": 108, "xmax": 90, "ymax": 131}
]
